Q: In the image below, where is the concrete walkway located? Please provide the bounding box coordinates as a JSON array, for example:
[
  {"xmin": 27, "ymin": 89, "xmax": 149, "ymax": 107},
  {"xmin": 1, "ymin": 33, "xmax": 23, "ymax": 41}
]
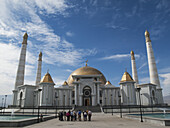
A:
[{"xmin": 24, "ymin": 113, "xmax": 167, "ymax": 128}]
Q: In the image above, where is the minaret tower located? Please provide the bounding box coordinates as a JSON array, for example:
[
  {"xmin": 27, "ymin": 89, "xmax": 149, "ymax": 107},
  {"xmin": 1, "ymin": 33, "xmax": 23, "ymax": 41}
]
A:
[
  {"xmin": 145, "ymin": 30, "xmax": 160, "ymax": 88},
  {"xmin": 35, "ymin": 52, "xmax": 42, "ymax": 86},
  {"xmin": 131, "ymin": 50, "xmax": 139, "ymax": 85},
  {"xmin": 14, "ymin": 33, "xmax": 28, "ymax": 89}
]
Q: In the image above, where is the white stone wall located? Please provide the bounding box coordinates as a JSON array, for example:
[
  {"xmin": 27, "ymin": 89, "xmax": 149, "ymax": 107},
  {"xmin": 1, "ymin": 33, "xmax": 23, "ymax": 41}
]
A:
[{"xmin": 120, "ymin": 82, "xmax": 136, "ymax": 105}]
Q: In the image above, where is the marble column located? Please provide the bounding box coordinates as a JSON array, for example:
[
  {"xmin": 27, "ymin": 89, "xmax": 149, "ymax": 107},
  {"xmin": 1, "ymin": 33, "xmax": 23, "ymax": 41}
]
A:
[
  {"xmin": 35, "ymin": 52, "xmax": 42, "ymax": 86},
  {"xmin": 131, "ymin": 51, "xmax": 139, "ymax": 85},
  {"xmin": 75, "ymin": 85, "xmax": 77, "ymax": 105},
  {"xmin": 145, "ymin": 30, "xmax": 160, "ymax": 88},
  {"xmin": 14, "ymin": 33, "xmax": 28, "ymax": 89}
]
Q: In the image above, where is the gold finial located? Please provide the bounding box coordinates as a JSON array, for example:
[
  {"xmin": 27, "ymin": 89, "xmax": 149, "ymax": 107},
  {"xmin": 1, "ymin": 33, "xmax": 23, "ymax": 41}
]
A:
[
  {"xmin": 38, "ymin": 51, "xmax": 42, "ymax": 61},
  {"xmin": 63, "ymin": 81, "xmax": 68, "ymax": 86},
  {"xmin": 106, "ymin": 81, "xmax": 111, "ymax": 85},
  {"xmin": 125, "ymin": 68, "xmax": 127, "ymax": 72},
  {"xmin": 22, "ymin": 32, "xmax": 28, "ymax": 44},
  {"xmin": 131, "ymin": 50, "xmax": 135, "ymax": 60},
  {"xmin": 47, "ymin": 69, "xmax": 49, "ymax": 73},
  {"xmin": 85, "ymin": 60, "xmax": 88, "ymax": 66},
  {"xmin": 145, "ymin": 30, "xmax": 151, "ymax": 42},
  {"xmin": 23, "ymin": 32, "xmax": 28, "ymax": 39}
]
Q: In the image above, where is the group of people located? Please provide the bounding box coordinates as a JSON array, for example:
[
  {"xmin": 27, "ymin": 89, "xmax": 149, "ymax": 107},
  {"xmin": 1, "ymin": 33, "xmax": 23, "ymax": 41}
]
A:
[{"xmin": 58, "ymin": 110, "xmax": 92, "ymax": 121}]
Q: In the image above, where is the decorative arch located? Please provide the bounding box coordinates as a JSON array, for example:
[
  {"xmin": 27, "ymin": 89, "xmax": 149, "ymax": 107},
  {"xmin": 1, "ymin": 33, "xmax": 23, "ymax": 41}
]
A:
[{"xmin": 83, "ymin": 86, "xmax": 92, "ymax": 106}]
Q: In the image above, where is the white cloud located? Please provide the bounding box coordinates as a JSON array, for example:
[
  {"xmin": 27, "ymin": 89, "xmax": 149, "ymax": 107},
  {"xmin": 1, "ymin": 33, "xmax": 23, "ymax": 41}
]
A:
[
  {"xmin": 0, "ymin": 42, "xmax": 35, "ymax": 95},
  {"xmin": 100, "ymin": 54, "xmax": 140, "ymax": 60},
  {"xmin": 66, "ymin": 31, "xmax": 74, "ymax": 37},
  {"xmin": 65, "ymin": 69, "xmax": 73, "ymax": 73},
  {"xmin": 160, "ymin": 73, "xmax": 170, "ymax": 96},
  {"xmin": 0, "ymin": 0, "xmax": 96, "ymax": 95},
  {"xmin": 139, "ymin": 77, "xmax": 150, "ymax": 84},
  {"xmin": 138, "ymin": 62, "xmax": 147, "ymax": 70},
  {"xmin": 35, "ymin": 0, "xmax": 70, "ymax": 15}
]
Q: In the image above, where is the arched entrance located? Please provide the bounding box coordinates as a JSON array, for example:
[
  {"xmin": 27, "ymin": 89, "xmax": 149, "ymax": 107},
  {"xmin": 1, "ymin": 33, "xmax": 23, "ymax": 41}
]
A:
[{"xmin": 83, "ymin": 86, "xmax": 91, "ymax": 106}]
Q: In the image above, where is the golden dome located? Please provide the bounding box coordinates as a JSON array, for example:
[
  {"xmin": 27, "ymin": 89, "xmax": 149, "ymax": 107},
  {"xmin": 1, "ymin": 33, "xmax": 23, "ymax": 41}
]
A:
[
  {"xmin": 67, "ymin": 66, "xmax": 106, "ymax": 85},
  {"xmin": 120, "ymin": 71, "xmax": 134, "ymax": 82},
  {"xmin": 40, "ymin": 72, "xmax": 54, "ymax": 84},
  {"xmin": 145, "ymin": 30, "xmax": 149, "ymax": 36},
  {"xmin": 62, "ymin": 81, "xmax": 68, "ymax": 86},
  {"xmin": 106, "ymin": 81, "xmax": 111, "ymax": 85}
]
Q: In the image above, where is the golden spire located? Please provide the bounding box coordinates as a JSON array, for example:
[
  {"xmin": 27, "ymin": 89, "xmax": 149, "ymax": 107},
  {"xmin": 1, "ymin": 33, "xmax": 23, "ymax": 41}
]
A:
[
  {"xmin": 106, "ymin": 81, "xmax": 111, "ymax": 85},
  {"xmin": 62, "ymin": 81, "xmax": 68, "ymax": 86},
  {"xmin": 145, "ymin": 30, "xmax": 151, "ymax": 42},
  {"xmin": 85, "ymin": 60, "xmax": 88, "ymax": 66},
  {"xmin": 120, "ymin": 71, "xmax": 134, "ymax": 82},
  {"xmin": 40, "ymin": 72, "xmax": 54, "ymax": 84},
  {"xmin": 22, "ymin": 32, "xmax": 28, "ymax": 44},
  {"xmin": 38, "ymin": 51, "xmax": 42, "ymax": 61},
  {"xmin": 131, "ymin": 50, "xmax": 135, "ymax": 60}
]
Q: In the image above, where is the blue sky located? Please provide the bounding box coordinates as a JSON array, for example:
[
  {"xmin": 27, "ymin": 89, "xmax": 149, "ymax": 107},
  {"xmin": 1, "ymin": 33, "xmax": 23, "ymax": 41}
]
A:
[{"xmin": 0, "ymin": 0, "xmax": 170, "ymax": 96}]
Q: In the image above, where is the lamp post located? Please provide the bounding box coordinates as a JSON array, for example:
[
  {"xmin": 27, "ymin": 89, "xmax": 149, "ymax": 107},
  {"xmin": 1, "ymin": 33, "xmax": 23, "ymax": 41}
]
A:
[
  {"xmin": 32, "ymin": 92, "xmax": 36, "ymax": 114},
  {"xmin": 105, "ymin": 97, "xmax": 107, "ymax": 113},
  {"xmin": 137, "ymin": 87, "xmax": 143, "ymax": 122},
  {"xmin": 63, "ymin": 94, "xmax": 65, "ymax": 111},
  {"xmin": 128, "ymin": 97, "xmax": 130, "ymax": 113},
  {"xmin": 150, "ymin": 97, "xmax": 153, "ymax": 113},
  {"xmin": 111, "ymin": 94, "xmax": 113, "ymax": 115},
  {"xmin": 37, "ymin": 89, "xmax": 42, "ymax": 123},
  {"xmin": 46, "ymin": 98, "xmax": 48, "ymax": 114},
  {"xmin": 1, "ymin": 98, "xmax": 4, "ymax": 113},
  {"xmin": 141, "ymin": 94, "xmax": 144, "ymax": 114},
  {"xmin": 3, "ymin": 95, "xmax": 7, "ymax": 114},
  {"xmin": 118, "ymin": 95, "xmax": 122, "ymax": 118},
  {"xmin": 55, "ymin": 96, "xmax": 58, "ymax": 118}
]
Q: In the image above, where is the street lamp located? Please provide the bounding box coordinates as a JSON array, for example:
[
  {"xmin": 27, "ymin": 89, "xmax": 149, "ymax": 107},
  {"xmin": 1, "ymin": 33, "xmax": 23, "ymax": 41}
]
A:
[
  {"xmin": 118, "ymin": 94, "xmax": 122, "ymax": 118},
  {"xmin": 37, "ymin": 89, "xmax": 42, "ymax": 123},
  {"xmin": 128, "ymin": 97, "xmax": 130, "ymax": 113},
  {"xmin": 136, "ymin": 87, "xmax": 143, "ymax": 122},
  {"xmin": 105, "ymin": 97, "xmax": 107, "ymax": 113},
  {"xmin": 3, "ymin": 95, "xmax": 7, "ymax": 114},
  {"xmin": 32, "ymin": 92, "xmax": 36, "ymax": 114},
  {"xmin": 150, "ymin": 97, "xmax": 153, "ymax": 113},
  {"xmin": 111, "ymin": 94, "xmax": 113, "ymax": 115},
  {"xmin": 1, "ymin": 98, "xmax": 4, "ymax": 113},
  {"xmin": 55, "ymin": 96, "xmax": 58, "ymax": 118},
  {"xmin": 63, "ymin": 94, "xmax": 65, "ymax": 111}
]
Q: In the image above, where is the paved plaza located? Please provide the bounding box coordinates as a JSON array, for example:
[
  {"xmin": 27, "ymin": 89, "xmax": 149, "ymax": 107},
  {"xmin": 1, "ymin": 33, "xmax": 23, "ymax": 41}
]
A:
[{"xmin": 24, "ymin": 113, "xmax": 166, "ymax": 128}]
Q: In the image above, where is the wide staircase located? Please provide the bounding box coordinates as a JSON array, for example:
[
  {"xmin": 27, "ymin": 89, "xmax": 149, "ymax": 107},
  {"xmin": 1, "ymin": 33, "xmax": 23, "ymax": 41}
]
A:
[{"xmin": 74, "ymin": 105, "xmax": 101, "ymax": 113}]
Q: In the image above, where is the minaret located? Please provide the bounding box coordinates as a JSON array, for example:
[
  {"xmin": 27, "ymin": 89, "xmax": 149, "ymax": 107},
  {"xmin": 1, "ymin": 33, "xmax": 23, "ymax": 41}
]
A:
[
  {"xmin": 131, "ymin": 50, "xmax": 139, "ymax": 85},
  {"xmin": 14, "ymin": 33, "xmax": 28, "ymax": 89},
  {"xmin": 35, "ymin": 52, "xmax": 42, "ymax": 86},
  {"xmin": 145, "ymin": 30, "xmax": 160, "ymax": 88}
]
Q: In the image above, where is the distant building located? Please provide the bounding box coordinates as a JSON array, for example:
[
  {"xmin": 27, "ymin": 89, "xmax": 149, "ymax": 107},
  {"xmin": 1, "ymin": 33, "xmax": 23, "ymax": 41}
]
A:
[{"xmin": 12, "ymin": 30, "xmax": 164, "ymax": 108}]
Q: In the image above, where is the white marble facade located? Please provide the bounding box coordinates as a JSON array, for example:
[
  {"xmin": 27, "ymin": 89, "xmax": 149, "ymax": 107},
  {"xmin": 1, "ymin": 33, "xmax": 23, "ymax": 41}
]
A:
[{"xmin": 12, "ymin": 31, "xmax": 164, "ymax": 108}]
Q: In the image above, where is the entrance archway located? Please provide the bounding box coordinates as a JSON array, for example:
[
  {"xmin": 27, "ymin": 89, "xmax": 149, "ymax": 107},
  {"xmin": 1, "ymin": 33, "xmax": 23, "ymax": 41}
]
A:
[{"xmin": 83, "ymin": 86, "xmax": 91, "ymax": 106}]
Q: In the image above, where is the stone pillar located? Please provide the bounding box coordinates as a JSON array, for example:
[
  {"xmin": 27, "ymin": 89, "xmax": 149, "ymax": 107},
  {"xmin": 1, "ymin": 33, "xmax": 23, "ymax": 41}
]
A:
[
  {"xmin": 145, "ymin": 30, "xmax": 160, "ymax": 88},
  {"xmin": 35, "ymin": 52, "xmax": 42, "ymax": 86},
  {"xmin": 97, "ymin": 84, "xmax": 100, "ymax": 105},
  {"xmin": 12, "ymin": 90, "xmax": 18, "ymax": 106},
  {"xmin": 131, "ymin": 51, "xmax": 139, "ymax": 85},
  {"xmin": 14, "ymin": 33, "xmax": 28, "ymax": 89},
  {"xmin": 75, "ymin": 85, "xmax": 77, "ymax": 105}
]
